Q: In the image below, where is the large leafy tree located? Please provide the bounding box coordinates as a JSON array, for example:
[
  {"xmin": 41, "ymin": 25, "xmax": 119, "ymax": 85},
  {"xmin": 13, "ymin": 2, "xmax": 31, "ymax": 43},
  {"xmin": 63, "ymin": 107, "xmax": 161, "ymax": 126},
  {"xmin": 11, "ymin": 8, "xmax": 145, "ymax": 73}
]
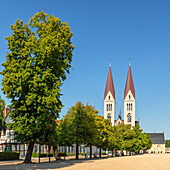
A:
[
  {"xmin": 115, "ymin": 124, "xmax": 135, "ymax": 154},
  {"xmin": 1, "ymin": 11, "xmax": 74, "ymax": 163},
  {"xmin": 95, "ymin": 116, "xmax": 114, "ymax": 157},
  {"xmin": 58, "ymin": 101, "xmax": 99, "ymax": 159},
  {"xmin": 0, "ymin": 96, "xmax": 6, "ymax": 135},
  {"xmin": 141, "ymin": 132, "xmax": 152, "ymax": 151},
  {"xmin": 84, "ymin": 103, "xmax": 99, "ymax": 158},
  {"xmin": 130, "ymin": 124, "xmax": 144, "ymax": 153}
]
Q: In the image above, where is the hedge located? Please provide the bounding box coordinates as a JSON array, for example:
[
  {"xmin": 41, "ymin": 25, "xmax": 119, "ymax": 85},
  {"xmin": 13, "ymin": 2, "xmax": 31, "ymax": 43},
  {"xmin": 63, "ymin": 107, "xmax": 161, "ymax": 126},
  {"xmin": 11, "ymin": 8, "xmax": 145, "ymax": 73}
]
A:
[
  {"xmin": 0, "ymin": 152, "xmax": 19, "ymax": 161},
  {"xmin": 57, "ymin": 152, "xmax": 67, "ymax": 157},
  {"xmin": 32, "ymin": 153, "xmax": 53, "ymax": 157},
  {"xmin": 102, "ymin": 151, "xmax": 107, "ymax": 155},
  {"xmin": 67, "ymin": 153, "xmax": 75, "ymax": 156}
]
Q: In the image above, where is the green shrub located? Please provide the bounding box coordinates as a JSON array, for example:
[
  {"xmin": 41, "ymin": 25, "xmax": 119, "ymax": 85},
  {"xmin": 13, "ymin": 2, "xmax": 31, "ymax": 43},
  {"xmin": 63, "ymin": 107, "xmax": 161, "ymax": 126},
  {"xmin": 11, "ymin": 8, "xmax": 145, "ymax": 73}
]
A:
[
  {"xmin": 0, "ymin": 151, "xmax": 19, "ymax": 161},
  {"xmin": 102, "ymin": 151, "xmax": 107, "ymax": 155},
  {"xmin": 57, "ymin": 152, "xmax": 67, "ymax": 157},
  {"xmin": 32, "ymin": 153, "xmax": 53, "ymax": 157},
  {"xmin": 67, "ymin": 153, "xmax": 76, "ymax": 156},
  {"xmin": 80, "ymin": 152, "xmax": 85, "ymax": 155}
]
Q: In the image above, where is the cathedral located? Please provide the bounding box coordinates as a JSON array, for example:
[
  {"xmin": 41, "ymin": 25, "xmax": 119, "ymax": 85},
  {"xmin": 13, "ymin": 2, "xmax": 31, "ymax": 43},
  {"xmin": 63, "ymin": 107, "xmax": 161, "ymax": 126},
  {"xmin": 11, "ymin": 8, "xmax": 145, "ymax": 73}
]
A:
[{"xmin": 104, "ymin": 62, "xmax": 138, "ymax": 127}]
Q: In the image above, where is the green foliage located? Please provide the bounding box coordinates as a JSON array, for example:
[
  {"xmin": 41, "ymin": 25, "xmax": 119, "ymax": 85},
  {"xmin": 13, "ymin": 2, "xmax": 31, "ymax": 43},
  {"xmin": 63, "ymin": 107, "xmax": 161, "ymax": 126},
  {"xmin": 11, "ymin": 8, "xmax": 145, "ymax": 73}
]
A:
[
  {"xmin": 58, "ymin": 101, "xmax": 99, "ymax": 159},
  {"xmin": 141, "ymin": 133, "xmax": 152, "ymax": 150},
  {"xmin": 0, "ymin": 152, "xmax": 19, "ymax": 161},
  {"xmin": 67, "ymin": 153, "xmax": 75, "ymax": 156},
  {"xmin": 95, "ymin": 116, "xmax": 111, "ymax": 149},
  {"xmin": 165, "ymin": 140, "xmax": 170, "ymax": 147},
  {"xmin": 114, "ymin": 124, "xmax": 135, "ymax": 151},
  {"xmin": 32, "ymin": 153, "xmax": 53, "ymax": 157},
  {"xmin": 58, "ymin": 101, "xmax": 97, "ymax": 146},
  {"xmin": 57, "ymin": 152, "xmax": 67, "ymax": 157},
  {"xmin": 102, "ymin": 151, "xmax": 107, "ymax": 155},
  {"xmin": 1, "ymin": 11, "xmax": 74, "ymax": 163},
  {"xmin": 0, "ymin": 96, "xmax": 6, "ymax": 135}
]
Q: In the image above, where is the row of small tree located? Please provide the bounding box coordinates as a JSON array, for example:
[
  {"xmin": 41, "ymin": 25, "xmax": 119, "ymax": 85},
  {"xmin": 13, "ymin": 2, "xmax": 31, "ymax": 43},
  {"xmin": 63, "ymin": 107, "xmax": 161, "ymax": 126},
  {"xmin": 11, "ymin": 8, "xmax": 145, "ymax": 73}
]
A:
[{"xmin": 57, "ymin": 101, "xmax": 152, "ymax": 159}]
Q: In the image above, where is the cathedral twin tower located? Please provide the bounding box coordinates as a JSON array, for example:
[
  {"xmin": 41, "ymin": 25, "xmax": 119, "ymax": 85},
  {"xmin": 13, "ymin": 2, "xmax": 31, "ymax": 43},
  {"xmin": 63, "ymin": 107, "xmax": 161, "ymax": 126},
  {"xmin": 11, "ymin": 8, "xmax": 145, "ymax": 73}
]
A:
[{"xmin": 104, "ymin": 62, "xmax": 136, "ymax": 127}]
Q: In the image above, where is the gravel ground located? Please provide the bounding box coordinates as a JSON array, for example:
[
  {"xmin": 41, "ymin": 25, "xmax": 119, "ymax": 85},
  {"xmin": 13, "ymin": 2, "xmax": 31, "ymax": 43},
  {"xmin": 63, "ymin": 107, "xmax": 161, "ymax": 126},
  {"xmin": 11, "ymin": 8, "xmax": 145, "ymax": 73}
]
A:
[{"xmin": 0, "ymin": 154, "xmax": 170, "ymax": 170}]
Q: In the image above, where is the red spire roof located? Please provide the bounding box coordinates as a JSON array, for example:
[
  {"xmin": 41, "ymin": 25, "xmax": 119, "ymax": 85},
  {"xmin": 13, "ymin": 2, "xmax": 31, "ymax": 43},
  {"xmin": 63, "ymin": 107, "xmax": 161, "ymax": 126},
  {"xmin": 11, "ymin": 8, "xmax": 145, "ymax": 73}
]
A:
[
  {"xmin": 104, "ymin": 66, "xmax": 115, "ymax": 100},
  {"xmin": 124, "ymin": 64, "xmax": 135, "ymax": 99}
]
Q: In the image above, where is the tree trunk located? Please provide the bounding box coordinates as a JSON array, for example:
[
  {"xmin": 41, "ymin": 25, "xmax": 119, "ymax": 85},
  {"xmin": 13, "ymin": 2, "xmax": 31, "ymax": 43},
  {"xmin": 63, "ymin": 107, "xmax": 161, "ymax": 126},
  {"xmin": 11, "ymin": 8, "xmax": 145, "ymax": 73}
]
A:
[
  {"xmin": 49, "ymin": 145, "xmax": 51, "ymax": 162},
  {"xmin": 76, "ymin": 142, "xmax": 79, "ymax": 159},
  {"xmin": 23, "ymin": 141, "xmax": 34, "ymax": 163},
  {"xmin": 99, "ymin": 148, "xmax": 101, "ymax": 158},
  {"xmin": 90, "ymin": 145, "xmax": 92, "ymax": 158},
  {"xmin": 112, "ymin": 150, "xmax": 113, "ymax": 157}
]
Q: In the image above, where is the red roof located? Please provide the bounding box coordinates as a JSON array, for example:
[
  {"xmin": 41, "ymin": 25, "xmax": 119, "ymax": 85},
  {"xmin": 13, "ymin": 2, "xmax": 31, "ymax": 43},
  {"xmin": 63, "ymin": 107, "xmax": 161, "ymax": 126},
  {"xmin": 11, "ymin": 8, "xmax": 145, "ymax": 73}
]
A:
[
  {"xmin": 115, "ymin": 119, "xmax": 124, "ymax": 124},
  {"xmin": 104, "ymin": 66, "xmax": 115, "ymax": 100},
  {"xmin": 124, "ymin": 65, "xmax": 135, "ymax": 99}
]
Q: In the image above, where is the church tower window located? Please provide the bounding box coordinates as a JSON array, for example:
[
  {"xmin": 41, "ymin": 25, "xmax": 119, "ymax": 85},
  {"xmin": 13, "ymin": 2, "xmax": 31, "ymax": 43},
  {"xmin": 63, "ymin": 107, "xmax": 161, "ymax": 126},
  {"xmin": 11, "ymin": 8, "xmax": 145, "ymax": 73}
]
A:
[
  {"xmin": 129, "ymin": 104, "xmax": 130, "ymax": 111},
  {"xmin": 127, "ymin": 113, "xmax": 131, "ymax": 122},
  {"xmin": 111, "ymin": 104, "xmax": 112, "ymax": 111},
  {"xmin": 107, "ymin": 113, "xmax": 111, "ymax": 122},
  {"xmin": 129, "ymin": 95, "xmax": 131, "ymax": 100},
  {"xmin": 127, "ymin": 104, "xmax": 128, "ymax": 111},
  {"xmin": 108, "ymin": 95, "xmax": 110, "ymax": 100},
  {"xmin": 107, "ymin": 104, "xmax": 108, "ymax": 111},
  {"xmin": 131, "ymin": 104, "xmax": 132, "ymax": 111}
]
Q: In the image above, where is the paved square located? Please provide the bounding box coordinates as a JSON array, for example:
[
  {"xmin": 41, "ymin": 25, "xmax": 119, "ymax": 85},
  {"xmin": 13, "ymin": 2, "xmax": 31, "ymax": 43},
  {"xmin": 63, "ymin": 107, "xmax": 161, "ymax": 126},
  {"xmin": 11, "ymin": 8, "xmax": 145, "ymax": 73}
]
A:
[{"xmin": 1, "ymin": 154, "xmax": 170, "ymax": 170}]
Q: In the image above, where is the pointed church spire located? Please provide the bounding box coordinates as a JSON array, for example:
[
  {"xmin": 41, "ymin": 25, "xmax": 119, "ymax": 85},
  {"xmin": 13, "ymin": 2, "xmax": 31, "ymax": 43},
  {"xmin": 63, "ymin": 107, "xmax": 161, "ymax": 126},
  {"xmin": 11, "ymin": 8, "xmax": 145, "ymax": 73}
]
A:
[
  {"xmin": 124, "ymin": 62, "xmax": 135, "ymax": 99},
  {"xmin": 104, "ymin": 63, "xmax": 115, "ymax": 100},
  {"xmin": 118, "ymin": 103, "xmax": 122, "ymax": 119}
]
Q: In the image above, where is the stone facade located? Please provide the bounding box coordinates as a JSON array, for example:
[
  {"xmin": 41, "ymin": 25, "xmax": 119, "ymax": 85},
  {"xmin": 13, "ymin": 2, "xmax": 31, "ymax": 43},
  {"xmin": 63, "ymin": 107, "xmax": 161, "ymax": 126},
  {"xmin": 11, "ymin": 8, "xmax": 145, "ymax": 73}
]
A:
[{"xmin": 147, "ymin": 144, "xmax": 165, "ymax": 153}]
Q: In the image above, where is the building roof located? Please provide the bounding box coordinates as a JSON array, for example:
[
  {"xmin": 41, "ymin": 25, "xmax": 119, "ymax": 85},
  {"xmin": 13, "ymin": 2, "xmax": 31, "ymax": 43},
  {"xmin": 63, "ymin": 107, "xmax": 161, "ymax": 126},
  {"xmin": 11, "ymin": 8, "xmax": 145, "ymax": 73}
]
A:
[
  {"xmin": 104, "ymin": 65, "xmax": 115, "ymax": 100},
  {"xmin": 147, "ymin": 133, "xmax": 165, "ymax": 144},
  {"xmin": 115, "ymin": 119, "xmax": 124, "ymax": 124},
  {"xmin": 124, "ymin": 64, "xmax": 135, "ymax": 99}
]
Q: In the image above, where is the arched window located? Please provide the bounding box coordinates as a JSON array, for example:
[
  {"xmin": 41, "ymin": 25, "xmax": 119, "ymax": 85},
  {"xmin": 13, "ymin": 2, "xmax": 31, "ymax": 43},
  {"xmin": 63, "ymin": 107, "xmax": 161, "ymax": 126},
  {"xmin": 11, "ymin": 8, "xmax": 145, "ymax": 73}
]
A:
[
  {"xmin": 107, "ymin": 113, "xmax": 111, "ymax": 122},
  {"xmin": 111, "ymin": 104, "xmax": 112, "ymax": 111},
  {"xmin": 127, "ymin": 104, "xmax": 128, "ymax": 111},
  {"xmin": 129, "ymin": 95, "xmax": 131, "ymax": 100},
  {"xmin": 129, "ymin": 104, "xmax": 130, "ymax": 111},
  {"xmin": 127, "ymin": 113, "xmax": 131, "ymax": 122},
  {"xmin": 107, "ymin": 104, "xmax": 108, "ymax": 111},
  {"xmin": 108, "ymin": 96, "xmax": 110, "ymax": 100},
  {"xmin": 109, "ymin": 104, "xmax": 110, "ymax": 111},
  {"xmin": 131, "ymin": 104, "xmax": 132, "ymax": 111}
]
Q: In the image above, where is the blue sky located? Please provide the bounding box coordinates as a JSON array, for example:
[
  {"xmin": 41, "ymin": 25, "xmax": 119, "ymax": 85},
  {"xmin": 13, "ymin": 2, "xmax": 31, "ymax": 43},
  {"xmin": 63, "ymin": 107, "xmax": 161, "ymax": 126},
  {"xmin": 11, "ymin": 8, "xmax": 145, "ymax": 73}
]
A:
[{"xmin": 0, "ymin": 0, "xmax": 170, "ymax": 138}]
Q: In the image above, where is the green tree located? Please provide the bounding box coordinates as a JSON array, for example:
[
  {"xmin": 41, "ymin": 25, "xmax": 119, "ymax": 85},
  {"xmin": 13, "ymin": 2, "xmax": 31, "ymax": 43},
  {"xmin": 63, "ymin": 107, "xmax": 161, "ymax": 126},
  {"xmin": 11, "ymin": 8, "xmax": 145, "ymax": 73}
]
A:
[
  {"xmin": 141, "ymin": 133, "xmax": 152, "ymax": 151},
  {"xmin": 84, "ymin": 103, "xmax": 99, "ymax": 158},
  {"xmin": 165, "ymin": 140, "xmax": 170, "ymax": 147},
  {"xmin": 58, "ymin": 101, "xmax": 99, "ymax": 159},
  {"xmin": 0, "ymin": 96, "xmax": 6, "ymax": 135},
  {"xmin": 115, "ymin": 124, "xmax": 135, "ymax": 155},
  {"xmin": 1, "ymin": 11, "xmax": 74, "ymax": 163},
  {"xmin": 58, "ymin": 114, "xmax": 75, "ymax": 147},
  {"xmin": 95, "ymin": 116, "xmax": 114, "ymax": 157},
  {"xmin": 95, "ymin": 115, "xmax": 106, "ymax": 157},
  {"xmin": 130, "ymin": 124, "xmax": 144, "ymax": 153}
]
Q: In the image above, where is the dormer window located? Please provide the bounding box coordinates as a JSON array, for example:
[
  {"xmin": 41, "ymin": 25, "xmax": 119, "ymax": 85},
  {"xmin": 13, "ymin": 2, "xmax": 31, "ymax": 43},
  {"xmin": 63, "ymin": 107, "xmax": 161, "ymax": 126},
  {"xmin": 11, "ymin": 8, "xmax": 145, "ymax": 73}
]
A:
[{"xmin": 108, "ymin": 96, "xmax": 110, "ymax": 100}]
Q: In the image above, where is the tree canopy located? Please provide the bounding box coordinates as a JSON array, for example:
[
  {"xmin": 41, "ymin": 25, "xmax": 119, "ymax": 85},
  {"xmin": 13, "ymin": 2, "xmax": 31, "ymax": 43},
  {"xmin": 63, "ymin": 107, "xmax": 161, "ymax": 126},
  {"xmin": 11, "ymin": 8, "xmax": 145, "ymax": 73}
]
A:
[
  {"xmin": 58, "ymin": 101, "xmax": 99, "ymax": 159},
  {"xmin": 0, "ymin": 96, "xmax": 6, "ymax": 136},
  {"xmin": 1, "ymin": 11, "xmax": 74, "ymax": 163}
]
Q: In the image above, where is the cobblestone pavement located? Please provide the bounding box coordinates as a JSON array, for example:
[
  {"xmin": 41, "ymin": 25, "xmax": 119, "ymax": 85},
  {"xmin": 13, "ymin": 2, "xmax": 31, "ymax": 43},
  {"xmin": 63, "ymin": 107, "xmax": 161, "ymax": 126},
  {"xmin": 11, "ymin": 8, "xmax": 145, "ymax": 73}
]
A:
[{"xmin": 1, "ymin": 154, "xmax": 170, "ymax": 170}]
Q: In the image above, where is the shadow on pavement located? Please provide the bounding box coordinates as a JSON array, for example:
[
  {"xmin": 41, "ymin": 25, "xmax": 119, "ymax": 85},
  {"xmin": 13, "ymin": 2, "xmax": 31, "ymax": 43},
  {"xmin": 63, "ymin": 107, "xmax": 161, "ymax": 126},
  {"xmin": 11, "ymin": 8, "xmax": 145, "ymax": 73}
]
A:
[{"xmin": 0, "ymin": 157, "xmax": 109, "ymax": 170}]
